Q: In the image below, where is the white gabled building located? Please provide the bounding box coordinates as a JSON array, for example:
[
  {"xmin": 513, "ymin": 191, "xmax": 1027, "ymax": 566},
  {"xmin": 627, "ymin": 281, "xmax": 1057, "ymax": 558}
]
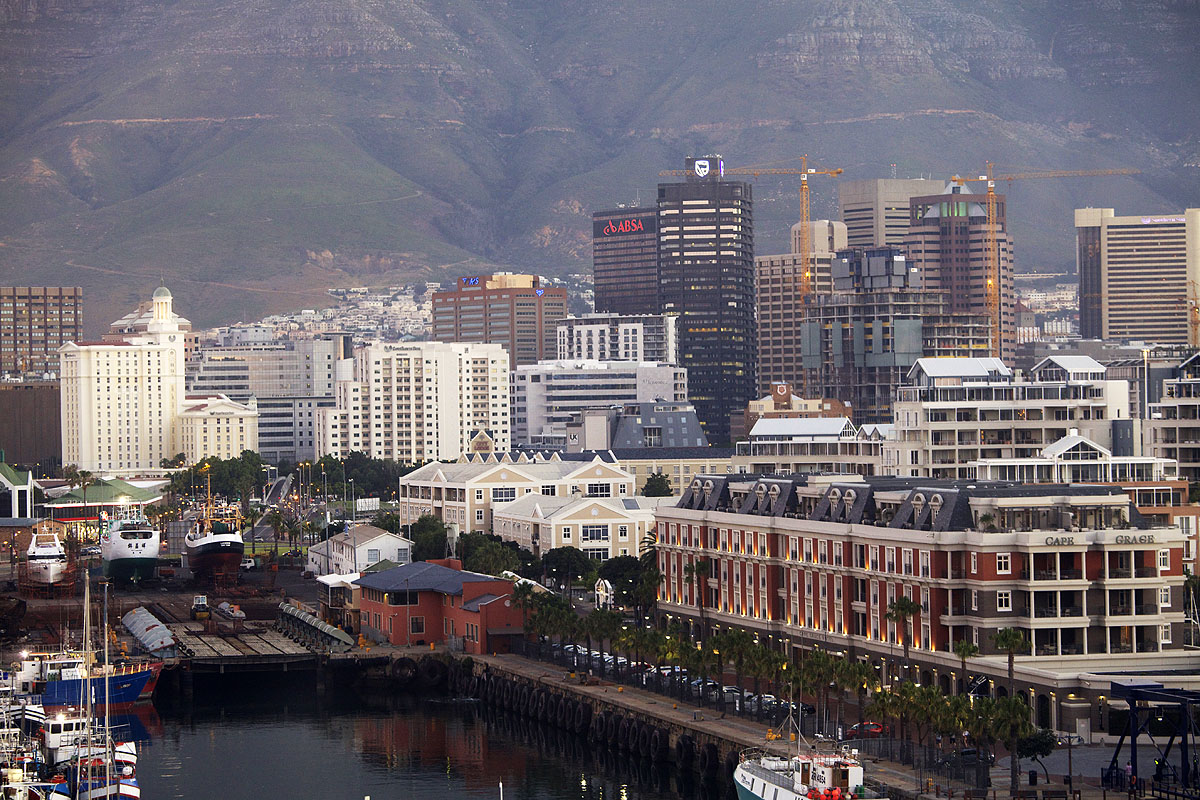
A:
[
  {"xmin": 306, "ymin": 524, "xmax": 413, "ymax": 577},
  {"xmin": 398, "ymin": 453, "xmax": 635, "ymax": 535},
  {"xmin": 492, "ymin": 494, "xmax": 674, "ymax": 560},
  {"xmin": 732, "ymin": 416, "xmax": 889, "ymax": 476}
]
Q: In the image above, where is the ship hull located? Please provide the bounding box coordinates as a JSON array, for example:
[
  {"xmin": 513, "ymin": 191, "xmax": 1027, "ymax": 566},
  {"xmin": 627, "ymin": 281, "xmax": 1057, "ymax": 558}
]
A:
[
  {"xmin": 102, "ymin": 557, "xmax": 157, "ymax": 582},
  {"xmin": 27, "ymin": 559, "xmax": 67, "ymax": 585},
  {"xmin": 186, "ymin": 535, "xmax": 244, "ymax": 576},
  {"xmin": 38, "ymin": 663, "xmax": 162, "ymax": 709}
]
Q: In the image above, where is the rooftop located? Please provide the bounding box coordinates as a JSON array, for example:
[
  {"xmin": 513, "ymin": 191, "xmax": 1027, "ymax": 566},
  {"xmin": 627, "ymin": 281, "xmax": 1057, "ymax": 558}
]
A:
[{"xmin": 354, "ymin": 561, "xmax": 501, "ymax": 595}]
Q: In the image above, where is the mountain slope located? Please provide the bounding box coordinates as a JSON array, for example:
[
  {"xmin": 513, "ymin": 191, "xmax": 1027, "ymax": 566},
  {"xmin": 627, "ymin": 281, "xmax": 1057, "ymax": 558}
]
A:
[{"xmin": 0, "ymin": 0, "xmax": 1197, "ymax": 333}]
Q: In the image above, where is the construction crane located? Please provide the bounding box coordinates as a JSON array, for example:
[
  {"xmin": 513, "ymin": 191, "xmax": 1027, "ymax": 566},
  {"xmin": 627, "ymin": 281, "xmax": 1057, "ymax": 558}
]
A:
[
  {"xmin": 659, "ymin": 155, "xmax": 843, "ymax": 297},
  {"xmin": 949, "ymin": 164, "xmax": 1141, "ymax": 358}
]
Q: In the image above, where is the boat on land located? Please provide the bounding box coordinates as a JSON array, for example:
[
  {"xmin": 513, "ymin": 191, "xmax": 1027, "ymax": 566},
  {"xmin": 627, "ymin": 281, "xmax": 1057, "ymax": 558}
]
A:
[
  {"xmin": 100, "ymin": 508, "xmax": 160, "ymax": 583},
  {"xmin": 25, "ymin": 534, "xmax": 67, "ymax": 587},
  {"xmin": 185, "ymin": 470, "xmax": 244, "ymax": 577},
  {"xmin": 734, "ymin": 748, "xmax": 867, "ymax": 800}
]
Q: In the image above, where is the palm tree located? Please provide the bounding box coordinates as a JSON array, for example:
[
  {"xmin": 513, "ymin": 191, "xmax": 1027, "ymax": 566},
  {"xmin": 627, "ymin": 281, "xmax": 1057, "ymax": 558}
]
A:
[
  {"xmin": 264, "ymin": 510, "xmax": 284, "ymax": 557},
  {"xmin": 991, "ymin": 696, "xmax": 1035, "ymax": 797},
  {"xmin": 953, "ymin": 639, "xmax": 981, "ymax": 695},
  {"xmin": 244, "ymin": 507, "xmax": 263, "ymax": 540},
  {"xmin": 886, "ymin": 597, "xmax": 922, "ymax": 684},
  {"xmin": 587, "ymin": 609, "xmax": 622, "ymax": 678},
  {"xmin": 719, "ymin": 629, "xmax": 756, "ymax": 713},
  {"xmin": 682, "ymin": 558, "xmax": 711, "ymax": 641},
  {"xmin": 804, "ymin": 649, "xmax": 836, "ymax": 734},
  {"xmin": 993, "ymin": 628, "xmax": 1029, "ymax": 696},
  {"xmin": 836, "ymin": 659, "xmax": 878, "ymax": 732}
]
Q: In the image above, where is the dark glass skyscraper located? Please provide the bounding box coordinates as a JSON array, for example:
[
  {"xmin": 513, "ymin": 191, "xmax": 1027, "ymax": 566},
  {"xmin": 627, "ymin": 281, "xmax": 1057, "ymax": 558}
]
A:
[
  {"xmin": 592, "ymin": 206, "xmax": 659, "ymax": 316},
  {"xmin": 657, "ymin": 156, "xmax": 756, "ymax": 444}
]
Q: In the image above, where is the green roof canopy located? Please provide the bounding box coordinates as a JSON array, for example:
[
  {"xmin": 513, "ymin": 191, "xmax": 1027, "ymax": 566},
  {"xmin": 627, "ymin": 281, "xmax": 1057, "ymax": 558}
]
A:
[{"xmin": 44, "ymin": 477, "xmax": 162, "ymax": 507}]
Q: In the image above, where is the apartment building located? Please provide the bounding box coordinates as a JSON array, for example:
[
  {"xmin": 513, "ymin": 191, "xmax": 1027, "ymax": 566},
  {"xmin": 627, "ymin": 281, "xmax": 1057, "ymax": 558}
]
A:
[
  {"xmin": 492, "ymin": 494, "xmax": 673, "ymax": 560},
  {"xmin": 1149, "ymin": 352, "xmax": 1200, "ymax": 482},
  {"xmin": 0, "ymin": 286, "xmax": 82, "ymax": 377},
  {"xmin": 884, "ymin": 356, "xmax": 1134, "ymax": 479},
  {"xmin": 732, "ymin": 417, "xmax": 890, "ymax": 477},
  {"xmin": 177, "ymin": 394, "xmax": 260, "ymax": 464},
  {"xmin": 512, "ymin": 360, "xmax": 688, "ymax": 447},
  {"xmin": 347, "ymin": 341, "xmax": 510, "ymax": 464},
  {"xmin": 564, "ymin": 401, "xmax": 708, "ymax": 452},
  {"xmin": 655, "ymin": 473, "xmax": 1189, "ymax": 730},
  {"xmin": 556, "ymin": 313, "xmax": 679, "ymax": 364},
  {"xmin": 397, "ymin": 452, "xmax": 635, "ymax": 534}
]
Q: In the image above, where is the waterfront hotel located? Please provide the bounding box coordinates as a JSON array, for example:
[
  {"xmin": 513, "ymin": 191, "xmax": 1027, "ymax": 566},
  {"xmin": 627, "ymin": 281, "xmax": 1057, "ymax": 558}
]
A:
[{"xmin": 654, "ymin": 473, "xmax": 1191, "ymax": 734}]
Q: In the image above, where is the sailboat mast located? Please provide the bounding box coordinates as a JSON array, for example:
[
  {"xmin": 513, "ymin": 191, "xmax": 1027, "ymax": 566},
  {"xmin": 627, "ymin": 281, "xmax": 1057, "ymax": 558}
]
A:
[{"xmin": 103, "ymin": 580, "xmax": 111, "ymax": 794}]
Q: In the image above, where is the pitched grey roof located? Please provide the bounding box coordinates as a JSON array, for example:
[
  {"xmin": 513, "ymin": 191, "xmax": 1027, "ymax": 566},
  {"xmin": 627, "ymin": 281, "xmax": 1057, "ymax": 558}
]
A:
[
  {"xmin": 461, "ymin": 593, "xmax": 503, "ymax": 612},
  {"xmin": 354, "ymin": 561, "xmax": 496, "ymax": 594}
]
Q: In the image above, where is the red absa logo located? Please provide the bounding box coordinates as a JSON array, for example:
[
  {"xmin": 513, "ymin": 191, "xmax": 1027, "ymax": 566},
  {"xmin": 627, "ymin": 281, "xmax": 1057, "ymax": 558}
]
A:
[{"xmin": 602, "ymin": 218, "xmax": 645, "ymax": 236}]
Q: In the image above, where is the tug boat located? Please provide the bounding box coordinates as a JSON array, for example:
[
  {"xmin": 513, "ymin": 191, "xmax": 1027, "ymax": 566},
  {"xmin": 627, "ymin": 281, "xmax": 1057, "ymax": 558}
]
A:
[
  {"xmin": 9, "ymin": 653, "xmax": 161, "ymax": 710},
  {"xmin": 185, "ymin": 470, "xmax": 244, "ymax": 577}
]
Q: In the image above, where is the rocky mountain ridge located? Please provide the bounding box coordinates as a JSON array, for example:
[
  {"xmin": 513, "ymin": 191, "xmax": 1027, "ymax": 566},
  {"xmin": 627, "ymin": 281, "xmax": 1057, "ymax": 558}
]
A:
[{"xmin": 0, "ymin": 0, "xmax": 1197, "ymax": 333}]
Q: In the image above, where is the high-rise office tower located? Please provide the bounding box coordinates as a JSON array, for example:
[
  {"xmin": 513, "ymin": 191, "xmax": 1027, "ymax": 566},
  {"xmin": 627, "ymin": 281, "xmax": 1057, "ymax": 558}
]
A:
[
  {"xmin": 1076, "ymin": 208, "xmax": 1200, "ymax": 345},
  {"xmin": 592, "ymin": 206, "xmax": 659, "ymax": 316},
  {"xmin": 657, "ymin": 155, "xmax": 756, "ymax": 443},
  {"xmin": 905, "ymin": 183, "xmax": 1016, "ymax": 358},
  {"xmin": 431, "ymin": 273, "xmax": 567, "ymax": 368},
  {"xmin": 756, "ymin": 220, "xmax": 846, "ymax": 394},
  {"xmin": 0, "ymin": 286, "xmax": 82, "ymax": 377},
  {"xmin": 838, "ymin": 178, "xmax": 937, "ymax": 249}
]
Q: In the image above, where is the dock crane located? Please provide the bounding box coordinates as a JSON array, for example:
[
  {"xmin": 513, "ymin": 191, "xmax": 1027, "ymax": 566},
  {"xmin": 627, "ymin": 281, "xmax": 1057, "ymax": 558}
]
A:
[
  {"xmin": 949, "ymin": 164, "xmax": 1141, "ymax": 357},
  {"xmin": 659, "ymin": 155, "xmax": 844, "ymax": 297}
]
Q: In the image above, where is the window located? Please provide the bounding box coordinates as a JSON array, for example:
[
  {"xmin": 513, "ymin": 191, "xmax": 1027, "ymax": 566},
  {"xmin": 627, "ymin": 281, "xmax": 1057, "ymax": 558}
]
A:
[
  {"xmin": 582, "ymin": 525, "xmax": 609, "ymax": 542},
  {"xmin": 409, "ymin": 616, "xmax": 425, "ymax": 635},
  {"xmin": 996, "ymin": 591, "xmax": 1012, "ymax": 612},
  {"xmin": 971, "ymin": 589, "xmax": 978, "ymax": 611},
  {"xmin": 996, "ymin": 553, "xmax": 1011, "ymax": 574},
  {"xmin": 491, "ymin": 487, "xmax": 516, "ymax": 502},
  {"xmin": 1158, "ymin": 549, "xmax": 1171, "ymax": 570},
  {"xmin": 1160, "ymin": 587, "xmax": 1171, "ymax": 607},
  {"xmin": 618, "ymin": 525, "xmax": 629, "ymax": 539},
  {"xmin": 1161, "ymin": 624, "xmax": 1172, "ymax": 644},
  {"xmin": 587, "ymin": 483, "xmax": 611, "ymax": 497},
  {"xmin": 367, "ymin": 548, "xmax": 380, "ymax": 564},
  {"xmin": 561, "ymin": 526, "xmax": 571, "ymax": 541},
  {"xmin": 475, "ymin": 509, "xmax": 484, "ymax": 523},
  {"xmin": 475, "ymin": 489, "xmax": 484, "ymax": 501},
  {"xmin": 584, "ymin": 547, "xmax": 608, "ymax": 561},
  {"xmin": 902, "ymin": 549, "xmax": 913, "ymax": 575},
  {"xmin": 885, "ymin": 547, "xmax": 896, "ymax": 572},
  {"xmin": 541, "ymin": 485, "xmax": 555, "ymax": 496},
  {"xmin": 970, "ymin": 552, "xmax": 977, "ymax": 574}
]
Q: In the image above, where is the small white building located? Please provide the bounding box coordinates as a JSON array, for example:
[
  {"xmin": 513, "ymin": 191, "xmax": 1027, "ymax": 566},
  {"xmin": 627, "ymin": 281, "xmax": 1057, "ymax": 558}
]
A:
[
  {"xmin": 492, "ymin": 494, "xmax": 674, "ymax": 561},
  {"xmin": 307, "ymin": 524, "xmax": 413, "ymax": 576}
]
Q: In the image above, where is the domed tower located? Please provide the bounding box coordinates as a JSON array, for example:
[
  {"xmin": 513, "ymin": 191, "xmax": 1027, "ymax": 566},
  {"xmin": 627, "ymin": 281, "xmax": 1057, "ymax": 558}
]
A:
[{"xmin": 148, "ymin": 285, "xmax": 174, "ymax": 333}]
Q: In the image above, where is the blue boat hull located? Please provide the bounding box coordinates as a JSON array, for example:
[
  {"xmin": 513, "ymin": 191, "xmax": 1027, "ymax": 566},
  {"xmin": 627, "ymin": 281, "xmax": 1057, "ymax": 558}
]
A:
[{"xmin": 40, "ymin": 668, "xmax": 155, "ymax": 708}]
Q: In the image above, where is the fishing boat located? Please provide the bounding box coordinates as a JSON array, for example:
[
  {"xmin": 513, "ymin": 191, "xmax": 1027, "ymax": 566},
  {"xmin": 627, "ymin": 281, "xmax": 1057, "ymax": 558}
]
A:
[
  {"xmin": 100, "ymin": 508, "xmax": 160, "ymax": 583},
  {"xmin": 25, "ymin": 533, "xmax": 67, "ymax": 587},
  {"xmin": 734, "ymin": 748, "xmax": 867, "ymax": 800},
  {"xmin": 185, "ymin": 468, "xmax": 244, "ymax": 576},
  {"xmin": 8, "ymin": 653, "xmax": 162, "ymax": 710}
]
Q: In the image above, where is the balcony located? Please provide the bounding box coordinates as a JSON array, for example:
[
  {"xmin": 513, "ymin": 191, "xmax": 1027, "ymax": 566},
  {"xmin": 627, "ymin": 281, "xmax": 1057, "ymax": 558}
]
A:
[
  {"xmin": 1109, "ymin": 606, "xmax": 1132, "ymax": 616},
  {"xmin": 1108, "ymin": 568, "xmax": 1132, "ymax": 579},
  {"xmin": 1110, "ymin": 644, "xmax": 1134, "ymax": 654},
  {"xmin": 1138, "ymin": 641, "xmax": 1161, "ymax": 652},
  {"xmin": 1034, "ymin": 606, "xmax": 1059, "ymax": 618},
  {"xmin": 1136, "ymin": 603, "xmax": 1160, "ymax": 615},
  {"xmin": 1061, "ymin": 569, "xmax": 1083, "ymax": 580},
  {"xmin": 1135, "ymin": 567, "xmax": 1159, "ymax": 578},
  {"xmin": 1062, "ymin": 606, "xmax": 1084, "ymax": 617}
]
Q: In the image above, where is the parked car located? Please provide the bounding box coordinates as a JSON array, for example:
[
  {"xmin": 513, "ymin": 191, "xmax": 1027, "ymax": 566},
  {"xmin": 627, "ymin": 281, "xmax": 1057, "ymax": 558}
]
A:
[
  {"xmin": 938, "ymin": 748, "xmax": 995, "ymax": 768},
  {"xmin": 239, "ymin": 557, "xmax": 257, "ymax": 571},
  {"xmin": 80, "ymin": 545, "xmax": 102, "ymax": 557},
  {"xmin": 845, "ymin": 721, "xmax": 885, "ymax": 740}
]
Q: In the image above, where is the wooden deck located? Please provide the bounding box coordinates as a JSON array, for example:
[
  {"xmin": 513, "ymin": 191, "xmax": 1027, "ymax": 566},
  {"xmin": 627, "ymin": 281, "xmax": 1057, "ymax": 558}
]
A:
[{"xmin": 167, "ymin": 621, "xmax": 316, "ymax": 672}]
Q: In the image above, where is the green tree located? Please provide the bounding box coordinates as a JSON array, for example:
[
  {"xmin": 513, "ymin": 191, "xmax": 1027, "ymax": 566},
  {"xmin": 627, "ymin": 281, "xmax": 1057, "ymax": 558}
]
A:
[
  {"xmin": 1017, "ymin": 728, "xmax": 1057, "ymax": 784},
  {"xmin": 466, "ymin": 540, "xmax": 521, "ymax": 576},
  {"xmin": 597, "ymin": 555, "xmax": 642, "ymax": 608},
  {"xmin": 642, "ymin": 473, "xmax": 673, "ymax": 497},
  {"xmin": 886, "ymin": 597, "xmax": 922, "ymax": 683},
  {"xmin": 991, "ymin": 696, "xmax": 1035, "ymax": 796},
  {"xmin": 953, "ymin": 639, "xmax": 981, "ymax": 695},
  {"xmin": 993, "ymin": 628, "xmax": 1029, "ymax": 695},
  {"xmin": 410, "ymin": 514, "xmax": 449, "ymax": 561},
  {"xmin": 542, "ymin": 546, "xmax": 595, "ymax": 596},
  {"xmin": 371, "ymin": 510, "xmax": 401, "ymax": 533}
]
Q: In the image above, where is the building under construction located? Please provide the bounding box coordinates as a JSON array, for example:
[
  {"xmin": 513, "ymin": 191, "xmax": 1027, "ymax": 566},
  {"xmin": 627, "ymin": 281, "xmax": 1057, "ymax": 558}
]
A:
[{"xmin": 789, "ymin": 247, "xmax": 991, "ymax": 424}]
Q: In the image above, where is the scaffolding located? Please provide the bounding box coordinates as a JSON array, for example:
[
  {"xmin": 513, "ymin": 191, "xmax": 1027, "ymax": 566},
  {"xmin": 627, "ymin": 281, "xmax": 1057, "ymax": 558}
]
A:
[{"xmin": 1103, "ymin": 682, "xmax": 1200, "ymax": 799}]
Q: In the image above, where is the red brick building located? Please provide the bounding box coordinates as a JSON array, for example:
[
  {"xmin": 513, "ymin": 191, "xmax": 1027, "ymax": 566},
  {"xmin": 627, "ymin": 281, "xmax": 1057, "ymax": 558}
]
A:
[{"xmin": 355, "ymin": 559, "xmax": 525, "ymax": 654}]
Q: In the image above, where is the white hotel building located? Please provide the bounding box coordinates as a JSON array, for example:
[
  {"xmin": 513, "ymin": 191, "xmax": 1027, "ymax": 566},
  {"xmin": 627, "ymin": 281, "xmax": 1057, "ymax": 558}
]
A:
[{"xmin": 60, "ymin": 287, "xmax": 257, "ymax": 474}]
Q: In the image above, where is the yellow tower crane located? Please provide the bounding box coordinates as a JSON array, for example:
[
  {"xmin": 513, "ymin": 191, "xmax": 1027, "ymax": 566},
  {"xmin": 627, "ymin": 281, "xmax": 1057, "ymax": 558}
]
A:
[
  {"xmin": 658, "ymin": 155, "xmax": 843, "ymax": 297},
  {"xmin": 949, "ymin": 165, "xmax": 1141, "ymax": 358}
]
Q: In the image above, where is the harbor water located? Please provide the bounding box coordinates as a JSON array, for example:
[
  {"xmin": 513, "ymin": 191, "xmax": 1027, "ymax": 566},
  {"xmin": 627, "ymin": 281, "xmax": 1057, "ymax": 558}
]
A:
[{"xmin": 140, "ymin": 673, "xmax": 727, "ymax": 800}]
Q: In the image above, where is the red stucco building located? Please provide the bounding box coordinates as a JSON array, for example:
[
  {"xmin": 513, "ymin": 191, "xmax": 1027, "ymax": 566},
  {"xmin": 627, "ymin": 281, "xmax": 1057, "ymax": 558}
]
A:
[{"xmin": 355, "ymin": 559, "xmax": 525, "ymax": 654}]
